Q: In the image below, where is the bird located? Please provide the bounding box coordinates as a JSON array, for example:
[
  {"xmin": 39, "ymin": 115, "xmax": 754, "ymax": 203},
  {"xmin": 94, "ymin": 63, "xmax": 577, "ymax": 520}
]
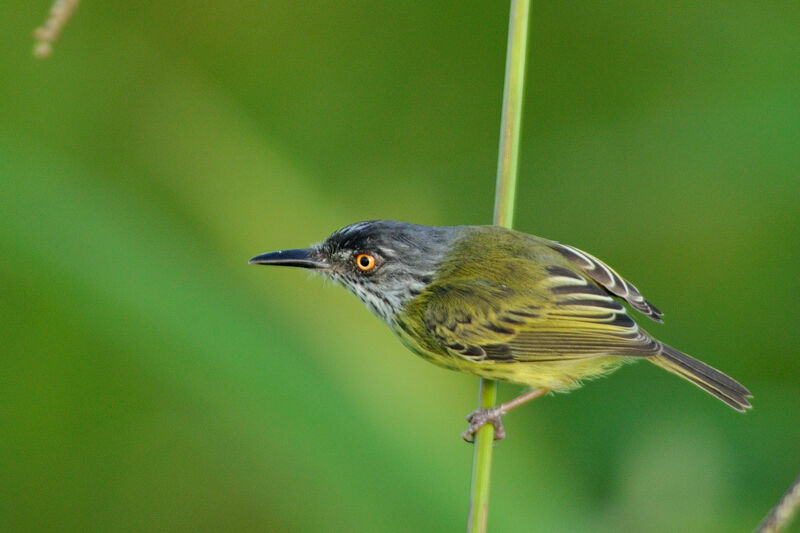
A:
[{"xmin": 250, "ymin": 220, "xmax": 752, "ymax": 441}]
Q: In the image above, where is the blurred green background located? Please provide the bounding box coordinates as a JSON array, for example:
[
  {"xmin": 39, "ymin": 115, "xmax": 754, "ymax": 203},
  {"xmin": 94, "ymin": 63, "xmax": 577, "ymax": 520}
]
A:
[{"xmin": 2, "ymin": 2, "xmax": 799, "ymax": 532}]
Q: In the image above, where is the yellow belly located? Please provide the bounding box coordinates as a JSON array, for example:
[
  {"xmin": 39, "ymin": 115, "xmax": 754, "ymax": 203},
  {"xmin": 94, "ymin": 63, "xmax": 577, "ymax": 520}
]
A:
[
  {"xmin": 455, "ymin": 355, "xmax": 632, "ymax": 390},
  {"xmin": 393, "ymin": 320, "xmax": 631, "ymax": 391}
]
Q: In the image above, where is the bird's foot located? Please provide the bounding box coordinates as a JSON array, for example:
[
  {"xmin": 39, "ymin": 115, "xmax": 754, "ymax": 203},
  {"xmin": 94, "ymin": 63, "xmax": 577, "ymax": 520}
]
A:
[{"xmin": 462, "ymin": 407, "xmax": 507, "ymax": 443}]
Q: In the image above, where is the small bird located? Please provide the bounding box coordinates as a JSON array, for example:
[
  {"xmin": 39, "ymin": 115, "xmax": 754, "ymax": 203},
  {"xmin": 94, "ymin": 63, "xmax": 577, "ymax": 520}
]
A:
[{"xmin": 250, "ymin": 221, "xmax": 751, "ymax": 441}]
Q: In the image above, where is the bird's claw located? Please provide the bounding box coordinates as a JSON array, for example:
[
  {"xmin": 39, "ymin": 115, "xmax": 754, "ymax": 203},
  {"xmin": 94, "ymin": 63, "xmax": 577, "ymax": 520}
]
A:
[{"xmin": 462, "ymin": 407, "xmax": 506, "ymax": 443}]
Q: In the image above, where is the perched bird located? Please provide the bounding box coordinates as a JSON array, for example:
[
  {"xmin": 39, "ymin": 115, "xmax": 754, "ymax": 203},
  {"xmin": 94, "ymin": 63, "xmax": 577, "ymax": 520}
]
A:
[{"xmin": 250, "ymin": 221, "xmax": 751, "ymax": 441}]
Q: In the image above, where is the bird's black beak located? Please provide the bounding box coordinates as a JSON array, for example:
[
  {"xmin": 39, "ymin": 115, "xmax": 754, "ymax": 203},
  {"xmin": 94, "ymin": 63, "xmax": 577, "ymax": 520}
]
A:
[{"xmin": 248, "ymin": 248, "xmax": 326, "ymax": 269}]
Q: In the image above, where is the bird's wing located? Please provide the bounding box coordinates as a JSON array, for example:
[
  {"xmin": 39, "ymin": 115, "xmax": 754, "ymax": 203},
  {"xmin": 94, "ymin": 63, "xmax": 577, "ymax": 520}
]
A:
[
  {"xmin": 421, "ymin": 268, "xmax": 660, "ymax": 363},
  {"xmin": 544, "ymin": 241, "xmax": 664, "ymax": 322}
]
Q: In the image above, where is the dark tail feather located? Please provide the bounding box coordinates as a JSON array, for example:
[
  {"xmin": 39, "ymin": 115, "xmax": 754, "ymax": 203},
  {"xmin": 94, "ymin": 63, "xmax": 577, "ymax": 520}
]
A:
[{"xmin": 650, "ymin": 343, "xmax": 752, "ymax": 411}]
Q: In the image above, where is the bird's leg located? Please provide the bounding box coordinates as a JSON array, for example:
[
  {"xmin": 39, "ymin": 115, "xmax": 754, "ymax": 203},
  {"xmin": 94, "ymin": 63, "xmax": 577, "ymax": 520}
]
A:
[{"xmin": 462, "ymin": 388, "xmax": 549, "ymax": 442}]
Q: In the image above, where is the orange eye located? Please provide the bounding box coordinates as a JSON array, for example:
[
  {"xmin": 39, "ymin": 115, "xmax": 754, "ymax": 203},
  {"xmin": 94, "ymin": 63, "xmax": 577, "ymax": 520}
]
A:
[{"xmin": 355, "ymin": 253, "xmax": 376, "ymax": 272}]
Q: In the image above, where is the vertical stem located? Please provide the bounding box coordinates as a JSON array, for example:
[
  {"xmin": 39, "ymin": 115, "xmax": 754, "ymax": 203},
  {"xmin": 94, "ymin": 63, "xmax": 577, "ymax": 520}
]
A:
[
  {"xmin": 466, "ymin": 379, "xmax": 499, "ymax": 533},
  {"xmin": 493, "ymin": 0, "xmax": 529, "ymax": 230},
  {"xmin": 467, "ymin": 1, "xmax": 531, "ymax": 532}
]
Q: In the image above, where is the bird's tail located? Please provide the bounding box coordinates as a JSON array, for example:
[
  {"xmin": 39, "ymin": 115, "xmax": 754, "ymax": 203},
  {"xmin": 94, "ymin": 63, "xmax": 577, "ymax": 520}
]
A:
[{"xmin": 650, "ymin": 343, "xmax": 752, "ymax": 411}]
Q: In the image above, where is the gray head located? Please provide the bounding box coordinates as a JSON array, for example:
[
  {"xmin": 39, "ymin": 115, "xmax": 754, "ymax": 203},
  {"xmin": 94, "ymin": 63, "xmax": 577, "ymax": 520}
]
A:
[{"xmin": 249, "ymin": 221, "xmax": 458, "ymax": 323}]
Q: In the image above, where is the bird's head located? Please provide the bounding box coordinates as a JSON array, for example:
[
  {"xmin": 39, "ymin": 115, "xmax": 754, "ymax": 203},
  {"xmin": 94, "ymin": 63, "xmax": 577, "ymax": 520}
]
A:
[{"xmin": 250, "ymin": 221, "xmax": 456, "ymax": 323}]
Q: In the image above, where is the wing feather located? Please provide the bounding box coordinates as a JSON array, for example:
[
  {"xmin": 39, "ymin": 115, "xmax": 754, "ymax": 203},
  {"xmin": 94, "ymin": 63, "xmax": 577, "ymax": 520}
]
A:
[
  {"xmin": 421, "ymin": 271, "xmax": 660, "ymax": 365},
  {"xmin": 546, "ymin": 242, "xmax": 664, "ymax": 322}
]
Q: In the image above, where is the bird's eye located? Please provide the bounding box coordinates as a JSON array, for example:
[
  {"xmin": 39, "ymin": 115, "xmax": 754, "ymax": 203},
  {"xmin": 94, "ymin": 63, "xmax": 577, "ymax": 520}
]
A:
[{"xmin": 355, "ymin": 253, "xmax": 376, "ymax": 272}]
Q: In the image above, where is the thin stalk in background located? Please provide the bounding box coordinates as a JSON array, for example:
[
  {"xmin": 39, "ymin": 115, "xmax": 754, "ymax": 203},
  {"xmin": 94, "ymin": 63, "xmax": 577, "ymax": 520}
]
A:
[
  {"xmin": 467, "ymin": 1, "xmax": 531, "ymax": 532},
  {"xmin": 33, "ymin": 0, "xmax": 81, "ymax": 58},
  {"xmin": 755, "ymin": 473, "xmax": 800, "ymax": 533}
]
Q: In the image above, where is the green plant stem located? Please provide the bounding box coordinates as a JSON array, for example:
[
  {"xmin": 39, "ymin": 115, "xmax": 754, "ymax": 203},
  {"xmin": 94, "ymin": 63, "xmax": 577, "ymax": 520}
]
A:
[
  {"xmin": 493, "ymin": 0, "xmax": 529, "ymax": 230},
  {"xmin": 467, "ymin": 1, "xmax": 531, "ymax": 532}
]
